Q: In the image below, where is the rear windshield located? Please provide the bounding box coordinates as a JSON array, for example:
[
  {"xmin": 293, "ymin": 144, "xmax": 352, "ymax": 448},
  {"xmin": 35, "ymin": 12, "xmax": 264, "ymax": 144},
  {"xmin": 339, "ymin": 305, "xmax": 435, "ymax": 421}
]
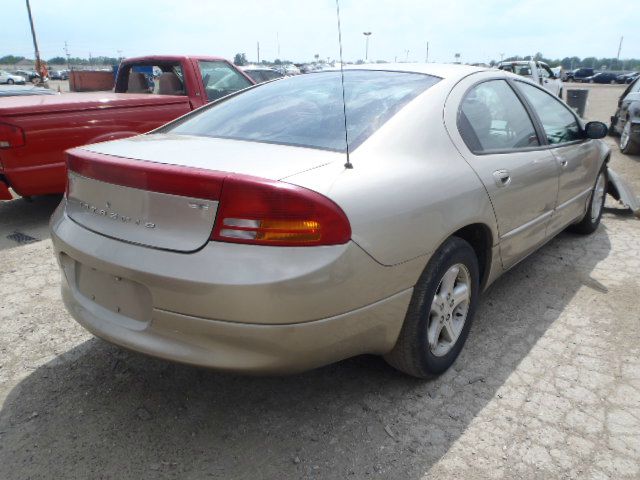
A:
[{"xmin": 166, "ymin": 70, "xmax": 440, "ymax": 152}]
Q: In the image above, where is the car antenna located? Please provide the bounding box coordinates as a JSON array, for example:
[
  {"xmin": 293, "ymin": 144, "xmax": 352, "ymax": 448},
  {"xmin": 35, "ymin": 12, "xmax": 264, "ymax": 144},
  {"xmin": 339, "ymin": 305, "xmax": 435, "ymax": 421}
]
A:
[{"xmin": 335, "ymin": 0, "xmax": 353, "ymax": 169}]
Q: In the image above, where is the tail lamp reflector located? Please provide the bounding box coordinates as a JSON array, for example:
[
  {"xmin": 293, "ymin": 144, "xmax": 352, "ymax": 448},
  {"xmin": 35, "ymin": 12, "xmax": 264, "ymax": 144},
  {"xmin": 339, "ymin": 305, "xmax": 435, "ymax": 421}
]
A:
[{"xmin": 0, "ymin": 123, "xmax": 25, "ymax": 149}]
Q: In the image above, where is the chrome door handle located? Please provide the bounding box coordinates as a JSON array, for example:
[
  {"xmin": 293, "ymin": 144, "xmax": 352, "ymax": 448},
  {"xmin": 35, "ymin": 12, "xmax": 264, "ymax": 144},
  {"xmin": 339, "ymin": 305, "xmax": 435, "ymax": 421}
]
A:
[
  {"xmin": 493, "ymin": 169, "xmax": 511, "ymax": 187},
  {"xmin": 559, "ymin": 158, "xmax": 568, "ymax": 167}
]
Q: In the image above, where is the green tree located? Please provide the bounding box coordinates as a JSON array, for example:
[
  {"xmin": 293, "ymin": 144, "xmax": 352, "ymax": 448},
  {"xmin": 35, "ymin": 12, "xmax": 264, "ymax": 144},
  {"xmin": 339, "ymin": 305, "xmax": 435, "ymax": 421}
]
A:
[
  {"xmin": 233, "ymin": 53, "xmax": 247, "ymax": 66},
  {"xmin": 0, "ymin": 55, "xmax": 26, "ymax": 64},
  {"xmin": 47, "ymin": 56, "xmax": 67, "ymax": 65}
]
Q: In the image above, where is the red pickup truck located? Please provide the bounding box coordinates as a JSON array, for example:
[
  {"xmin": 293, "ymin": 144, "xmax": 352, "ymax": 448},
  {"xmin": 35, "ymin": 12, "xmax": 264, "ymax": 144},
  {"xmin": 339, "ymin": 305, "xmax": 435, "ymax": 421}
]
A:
[{"xmin": 0, "ymin": 55, "xmax": 254, "ymax": 200}]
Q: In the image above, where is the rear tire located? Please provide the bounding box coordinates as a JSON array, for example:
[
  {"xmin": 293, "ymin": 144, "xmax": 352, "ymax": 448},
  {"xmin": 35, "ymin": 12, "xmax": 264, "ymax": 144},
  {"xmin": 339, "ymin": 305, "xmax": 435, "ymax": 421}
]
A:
[
  {"xmin": 384, "ymin": 237, "xmax": 479, "ymax": 378},
  {"xmin": 7, "ymin": 79, "xmax": 14, "ymax": 85},
  {"xmin": 570, "ymin": 168, "xmax": 607, "ymax": 234}
]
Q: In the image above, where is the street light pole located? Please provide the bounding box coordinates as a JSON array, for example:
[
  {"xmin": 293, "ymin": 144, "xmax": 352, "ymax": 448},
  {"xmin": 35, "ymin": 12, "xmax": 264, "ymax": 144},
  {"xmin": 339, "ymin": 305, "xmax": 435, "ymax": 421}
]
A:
[{"xmin": 363, "ymin": 32, "xmax": 372, "ymax": 61}]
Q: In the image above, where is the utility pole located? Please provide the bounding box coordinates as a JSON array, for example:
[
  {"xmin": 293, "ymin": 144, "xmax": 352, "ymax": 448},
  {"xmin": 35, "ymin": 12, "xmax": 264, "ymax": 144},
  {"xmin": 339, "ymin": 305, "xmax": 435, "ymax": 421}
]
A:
[
  {"xmin": 64, "ymin": 41, "xmax": 71, "ymax": 70},
  {"xmin": 363, "ymin": 32, "xmax": 372, "ymax": 61},
  {"xmin": 405, "ymin": 49, "xmax": 410, "ymax": 62},
  {"xmin": 257, "ymin": 41, "xmax": 260, "ymax": 63},
  {"xmin": 425, "ymin": 42, "xmax": 429, "ymax": 63},
  {"xmin": 617, "ymin": 36, "xmax": 623, "ymax": 70},
  {"xmin": 500, "ymin": 52, "xmax": 505, "ymax": 62},
  {"xmin": 25, "ymin": 0, "xmax": 44, "ymax": 84}
]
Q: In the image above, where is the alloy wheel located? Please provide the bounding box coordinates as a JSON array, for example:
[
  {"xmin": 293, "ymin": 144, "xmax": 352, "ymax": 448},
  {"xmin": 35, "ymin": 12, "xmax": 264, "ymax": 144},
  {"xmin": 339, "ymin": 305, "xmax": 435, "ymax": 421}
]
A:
[{"xmin": 427, "ymin": 264, "xmax": 471, "ymax": 357}]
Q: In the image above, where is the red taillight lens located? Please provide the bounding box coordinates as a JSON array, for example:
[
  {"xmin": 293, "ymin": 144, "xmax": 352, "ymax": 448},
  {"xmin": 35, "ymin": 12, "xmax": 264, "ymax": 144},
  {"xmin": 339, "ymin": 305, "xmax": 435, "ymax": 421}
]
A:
[
  {"xmin": 66, "ymin": 148, "xmax": 225, "ymax": 200},
  {"xmin": 0, "ymin": 123, "xmax": 25, "ymax": 149},
  {"xmin": 211, "ymin": 175, "xmax": 351, "ymax": 246}
]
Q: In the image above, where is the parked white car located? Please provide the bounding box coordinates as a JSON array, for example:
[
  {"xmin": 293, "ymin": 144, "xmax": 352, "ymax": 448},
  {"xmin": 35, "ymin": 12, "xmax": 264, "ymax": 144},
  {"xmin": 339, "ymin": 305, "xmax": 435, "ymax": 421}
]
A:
[
  {"xmin": 498, "ymin": 61, "xmax": 563, "ymax": 97},
  {"xmin": 0, "ymin": 70, "xmax": 26, "ymax": 85}
]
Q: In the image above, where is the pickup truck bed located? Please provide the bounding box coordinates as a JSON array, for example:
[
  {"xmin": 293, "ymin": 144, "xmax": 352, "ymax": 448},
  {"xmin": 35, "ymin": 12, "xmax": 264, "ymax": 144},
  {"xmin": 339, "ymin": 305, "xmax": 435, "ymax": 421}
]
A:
[
  {"xmin": 0, "ymin": 93, "xmax": 192, "ymax": 198},
  {"xmin": 0, "ymin": 55, "xmax": 254, "ymax": 199}
]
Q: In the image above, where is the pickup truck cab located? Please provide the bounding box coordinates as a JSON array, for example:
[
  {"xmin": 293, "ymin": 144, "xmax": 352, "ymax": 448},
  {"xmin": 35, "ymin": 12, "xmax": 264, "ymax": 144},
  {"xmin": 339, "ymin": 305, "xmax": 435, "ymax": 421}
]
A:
[
  {"xmin": 0, "ymin": 55, "xmax": 254, "ymax": 200},
  {"xmin": 497, "ymin": 61, "xmax": 563, "ymax": 97}
]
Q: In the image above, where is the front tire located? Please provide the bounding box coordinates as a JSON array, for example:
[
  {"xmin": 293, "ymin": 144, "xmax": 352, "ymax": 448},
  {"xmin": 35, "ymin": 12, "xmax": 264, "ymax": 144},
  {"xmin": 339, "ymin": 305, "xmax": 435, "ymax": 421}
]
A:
[
  {"xmin": 385, "ymin": 237, "xmax": 479, "ymax": 378},
  {"xmin": 620, "ymin": 121, "xmax": 640, "ymax": 155},
  {"xmin": 570, "ymin": 168, "xmax": 607, "ymax": 234}
]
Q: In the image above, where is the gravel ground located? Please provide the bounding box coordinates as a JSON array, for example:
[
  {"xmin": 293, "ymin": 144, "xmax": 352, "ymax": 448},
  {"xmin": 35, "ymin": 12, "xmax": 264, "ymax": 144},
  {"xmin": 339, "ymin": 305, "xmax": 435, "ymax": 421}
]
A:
[{"xmin": 0, "ymin": 83, "xmax": 639, "ymax": 479}]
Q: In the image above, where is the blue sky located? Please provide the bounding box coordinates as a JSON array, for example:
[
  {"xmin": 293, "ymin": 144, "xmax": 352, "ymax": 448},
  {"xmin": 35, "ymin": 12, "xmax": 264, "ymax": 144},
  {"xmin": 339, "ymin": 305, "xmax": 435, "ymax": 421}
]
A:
[{"xmin": 3, "ymin": 0, "xmax": 639, "ymax": 64}]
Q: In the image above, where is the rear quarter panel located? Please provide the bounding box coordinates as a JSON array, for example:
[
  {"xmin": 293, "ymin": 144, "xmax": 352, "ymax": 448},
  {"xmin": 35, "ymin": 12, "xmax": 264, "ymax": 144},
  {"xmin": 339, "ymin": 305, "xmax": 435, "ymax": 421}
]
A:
[{"xmin": 285, "ymin": 78, "xmax": 498, "ymax": 268}]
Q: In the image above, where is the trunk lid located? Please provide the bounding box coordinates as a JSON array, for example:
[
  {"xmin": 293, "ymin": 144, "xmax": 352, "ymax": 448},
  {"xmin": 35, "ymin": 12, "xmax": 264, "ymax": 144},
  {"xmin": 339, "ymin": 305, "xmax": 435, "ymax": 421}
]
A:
[{"xmin": 65, "ymin": 134, "xmax": 342, "ymax": 252}]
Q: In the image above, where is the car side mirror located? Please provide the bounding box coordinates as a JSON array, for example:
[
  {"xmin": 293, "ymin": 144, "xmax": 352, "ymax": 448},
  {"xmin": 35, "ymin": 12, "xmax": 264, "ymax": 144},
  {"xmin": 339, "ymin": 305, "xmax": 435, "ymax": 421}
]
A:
[{"xmin": 584, "ymin": 121, "xmax": 608, "ymax": 139}]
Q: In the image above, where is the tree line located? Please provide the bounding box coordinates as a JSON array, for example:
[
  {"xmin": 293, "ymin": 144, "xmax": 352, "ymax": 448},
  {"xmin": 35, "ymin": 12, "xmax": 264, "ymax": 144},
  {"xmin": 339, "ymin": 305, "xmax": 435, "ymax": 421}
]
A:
[
  {"xmin": 3, "ymin": 52, "xmax": 640, "ymax": 71},
  {"xmin": 0, "ymin": 54, "xmax": 122, "ymax": 66},
  {"xmin": 492, "ymin": 52, "xmax": 640, "ymax": 71}
]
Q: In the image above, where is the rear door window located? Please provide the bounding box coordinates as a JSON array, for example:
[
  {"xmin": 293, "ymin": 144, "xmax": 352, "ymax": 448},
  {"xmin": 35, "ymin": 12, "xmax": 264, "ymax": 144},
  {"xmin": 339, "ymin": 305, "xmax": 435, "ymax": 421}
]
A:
[
  {"xmin": 458, "ymin": 79, "xmax": 540, "ymax": 153},
  {"xmin": 198, "ymin": 61, "xmax": 253, "ymax": 101}
]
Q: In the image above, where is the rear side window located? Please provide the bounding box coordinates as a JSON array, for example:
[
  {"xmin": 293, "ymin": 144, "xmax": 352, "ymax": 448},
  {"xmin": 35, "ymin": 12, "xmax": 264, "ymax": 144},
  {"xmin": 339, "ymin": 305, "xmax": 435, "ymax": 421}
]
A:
[
  {"xmin": 516, "ymin": 82, "xmax": 581, "ymax": 144},
  {"xmin": 198, "ymin": 61, "xmax": 253, "ymax": 101},
  {"xmin": 119, "ymin": 63, "xmax": 185, "ymax": 95},
  {"xmin": 167, "ymin": 70, "xmax": 439, "ymax": 152},
  {"xmin": 458, "ymin": 79, "xmax": 540, "ymax": 153}
]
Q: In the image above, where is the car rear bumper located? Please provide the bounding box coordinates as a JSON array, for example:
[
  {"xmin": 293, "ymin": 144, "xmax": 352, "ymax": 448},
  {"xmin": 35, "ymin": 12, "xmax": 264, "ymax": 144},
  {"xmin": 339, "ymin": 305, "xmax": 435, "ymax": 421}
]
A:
[
  {"xmin": 50, "ymin": 203, "xmax": 417, "ymax": 373},
  {"xmin": 60, "ymin": 278, "xmax": 411, "ymax": 374}
]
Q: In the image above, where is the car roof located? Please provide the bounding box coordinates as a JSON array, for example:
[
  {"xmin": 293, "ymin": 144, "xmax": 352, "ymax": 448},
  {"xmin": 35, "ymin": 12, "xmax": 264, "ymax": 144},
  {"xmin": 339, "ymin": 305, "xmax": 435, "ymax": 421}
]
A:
[{"xmin": 339, "ymin": 63, "xmax": 488, "ymax": 79}]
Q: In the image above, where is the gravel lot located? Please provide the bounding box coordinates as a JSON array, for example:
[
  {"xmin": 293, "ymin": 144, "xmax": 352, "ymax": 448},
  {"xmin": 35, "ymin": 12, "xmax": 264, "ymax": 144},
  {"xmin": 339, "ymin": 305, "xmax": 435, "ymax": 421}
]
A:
[{"xmin": 0, "ymin": 83, "xmax": 639, "ymax": 480}]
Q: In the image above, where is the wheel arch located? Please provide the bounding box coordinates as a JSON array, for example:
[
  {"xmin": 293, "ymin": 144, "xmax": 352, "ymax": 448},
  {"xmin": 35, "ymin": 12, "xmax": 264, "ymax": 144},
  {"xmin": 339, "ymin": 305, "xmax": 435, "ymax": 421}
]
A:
[{"xmin": 449, "ymin": 223, "xmax": 494, "ymax": 290}]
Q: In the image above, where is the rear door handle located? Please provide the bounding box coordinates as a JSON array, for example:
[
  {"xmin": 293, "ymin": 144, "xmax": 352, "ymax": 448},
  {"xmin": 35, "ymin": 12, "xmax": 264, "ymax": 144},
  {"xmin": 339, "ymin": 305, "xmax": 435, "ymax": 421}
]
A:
[
  {"xmin": 558, "ymin": 158, "xmax": 568, "ymax": 167},
  {"xmin": 493, "ymin": 169, "xmax": 511, "ymax": 187}
]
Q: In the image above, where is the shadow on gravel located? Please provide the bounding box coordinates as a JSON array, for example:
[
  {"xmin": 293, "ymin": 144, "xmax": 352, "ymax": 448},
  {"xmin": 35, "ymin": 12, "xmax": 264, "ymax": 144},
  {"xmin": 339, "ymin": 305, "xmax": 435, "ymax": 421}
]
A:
[
  {"xmin": 0, "ymin": 195, "xmax": 61, "ymax": 251},
  {"xmin": 0, "ymin": 227, "xmax": 612, "ymax": 479}
]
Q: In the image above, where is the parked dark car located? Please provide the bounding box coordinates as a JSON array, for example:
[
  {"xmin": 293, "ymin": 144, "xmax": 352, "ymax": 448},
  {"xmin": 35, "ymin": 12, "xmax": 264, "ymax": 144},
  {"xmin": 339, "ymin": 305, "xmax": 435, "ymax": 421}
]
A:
[
  {"xmin": 50, "ymin": 70, "xmax": 70, "ymax": 80},
  {"xmin": 616, "ymin": 72, "xmax": 639, "ymax": 84},
  {"xmin": 583, "ymin": 72, "xmax": 618, "ymax": 84},
  {"xmin": 610, "ymin": 77, "xmax": 640, "ymax": 154},
  {"xmin": 566, "ymin": 68, "xmax": 595, "ymax": 82}
]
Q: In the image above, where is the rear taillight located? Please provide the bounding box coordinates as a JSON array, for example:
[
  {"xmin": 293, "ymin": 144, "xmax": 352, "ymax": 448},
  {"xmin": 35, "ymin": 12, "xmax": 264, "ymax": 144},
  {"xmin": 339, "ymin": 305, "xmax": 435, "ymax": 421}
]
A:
[
  {"xmin": 0, "ymin": 123, "xmax": 25, "ymax": 149},
  {"xmin": 211, "ymin": 175, "xmax": 351, "ymax": 246}
]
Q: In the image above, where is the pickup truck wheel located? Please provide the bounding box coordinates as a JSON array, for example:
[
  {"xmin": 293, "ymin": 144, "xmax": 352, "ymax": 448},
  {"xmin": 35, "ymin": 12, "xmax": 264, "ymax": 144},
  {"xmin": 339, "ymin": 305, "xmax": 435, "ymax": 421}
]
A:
[
  {"xmin": 570, "ymin": 168, "xmax": 607, "ymax": 234},
  {"xmin": 620, "ymin": 122, "xmax": 640, "ymax": 155},
  {"xmin": 610, "ymin": 80, "xmax": 616, "ymax": 85},
  {"xmin": 7, "ymin": 79, "xmax": 14, "ymax": 85},
  {"xmin": 384, "ymin": 237, "xmax": 479, "ymax": 378}
]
